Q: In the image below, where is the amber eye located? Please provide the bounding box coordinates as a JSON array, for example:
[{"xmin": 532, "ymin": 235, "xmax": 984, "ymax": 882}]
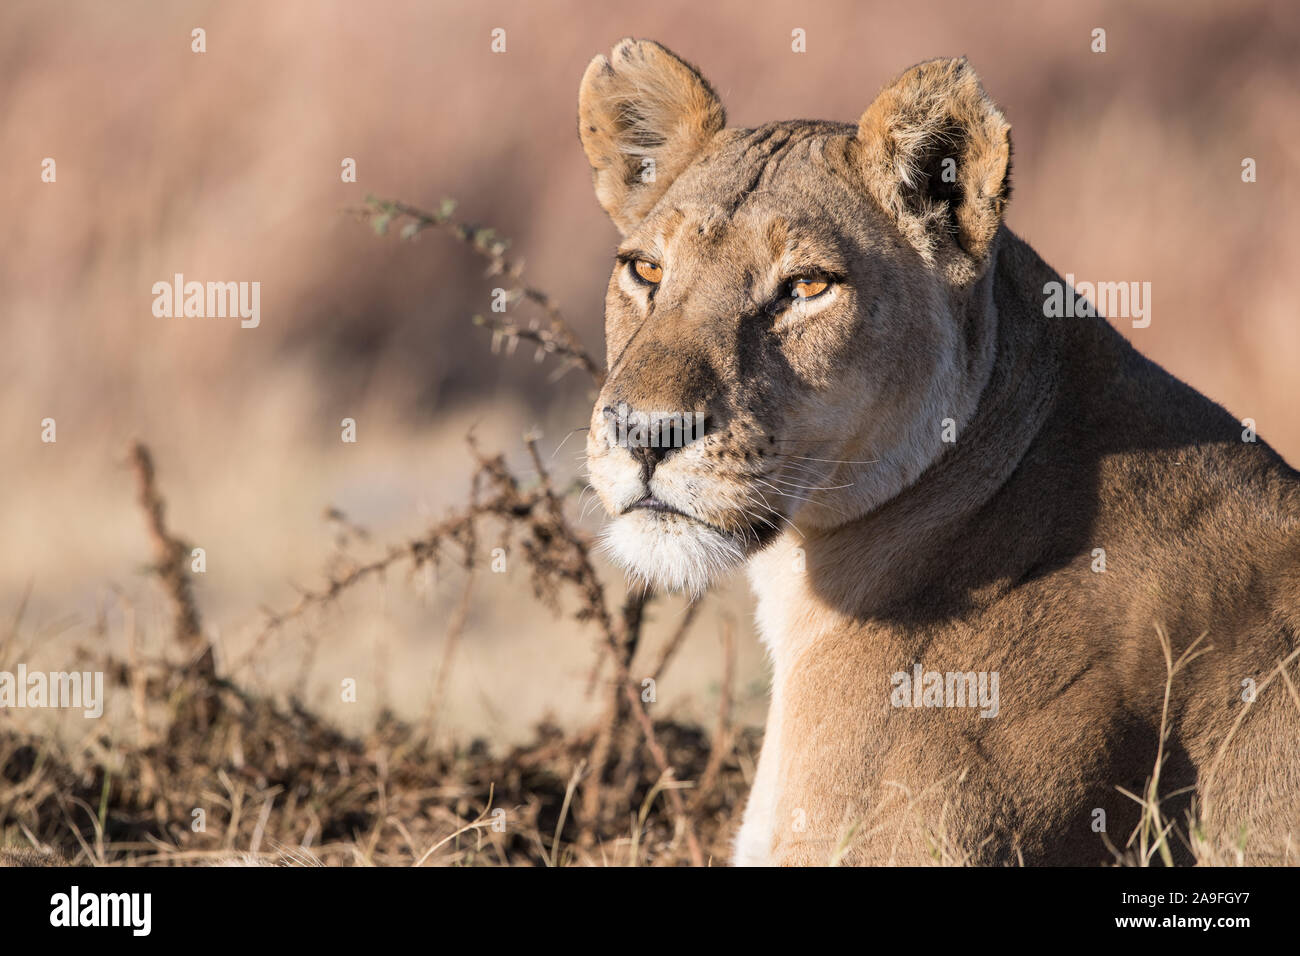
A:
[
  {"xmin": 633, "ymin": 260, "xmax": 663, "ymax": 284},
  {"xmin": 789, "ymin": 277, "xmax": 829, "ymax": 299}
]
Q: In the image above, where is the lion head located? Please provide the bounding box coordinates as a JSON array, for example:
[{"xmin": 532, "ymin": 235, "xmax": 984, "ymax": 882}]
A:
[{"xmin": 579, "ymin": 39, "xmax": 1012, "ymax": 595}]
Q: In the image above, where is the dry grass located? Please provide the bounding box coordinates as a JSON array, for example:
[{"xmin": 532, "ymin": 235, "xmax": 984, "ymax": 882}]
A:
[{"xmin": 1, "ymin": 676, "xmax": 757, "ymax": 867}]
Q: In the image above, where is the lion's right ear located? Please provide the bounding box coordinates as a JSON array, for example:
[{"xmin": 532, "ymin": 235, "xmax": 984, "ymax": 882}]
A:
[{"xmin": 578, "ymin": 39, "xmax": 726, "ymax": 234}]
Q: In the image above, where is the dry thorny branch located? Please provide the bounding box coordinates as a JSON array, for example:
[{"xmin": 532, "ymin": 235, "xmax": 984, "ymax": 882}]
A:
[
  {"xmin": 127, "ymin": 442, "xmax": 215, "ymax": 681},
  {"xmin": 348, "ymin": 196, "xmax": 727, "ymax": 858},
  {"xmin": 356, "ymin": 196, "xmax": 606, "ymax": 387}
]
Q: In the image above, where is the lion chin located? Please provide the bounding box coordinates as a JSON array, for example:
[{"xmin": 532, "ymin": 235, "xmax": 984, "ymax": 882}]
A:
[{"xmin": 599, "ymin": 510, "xmax": 747, "ymax": 597}]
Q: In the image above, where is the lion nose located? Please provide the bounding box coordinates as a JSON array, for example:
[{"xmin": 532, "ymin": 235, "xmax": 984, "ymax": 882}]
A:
[
  {"xmin": 602, "ymin": 404, "xmax": 713, "ymax": 478},
  {"xmin": 629, "ymin": 443, "xmax": 668, "ymax": 475}
]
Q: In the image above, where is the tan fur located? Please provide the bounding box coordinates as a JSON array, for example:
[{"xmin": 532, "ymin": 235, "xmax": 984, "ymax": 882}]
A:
[{"xmin": 579, "ymin": 40, "xmax": 1300, "ymax": 865}]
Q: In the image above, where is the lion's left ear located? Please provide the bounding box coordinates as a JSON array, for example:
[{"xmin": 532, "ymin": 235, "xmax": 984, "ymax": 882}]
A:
[{"xmin": 855, "ymin": 57, "xmax": 1011, "ymax": 265}]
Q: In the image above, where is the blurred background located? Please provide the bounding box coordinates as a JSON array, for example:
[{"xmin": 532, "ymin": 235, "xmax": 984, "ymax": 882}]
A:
[{"xmin": 2, "ymin": 0, "xmax": 1297, "ymax": 745}]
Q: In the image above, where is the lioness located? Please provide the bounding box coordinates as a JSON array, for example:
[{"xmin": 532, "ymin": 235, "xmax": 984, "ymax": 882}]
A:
[{"xmin": 579, "ymin": 39, "xmax": 1300, "ymax": 865}]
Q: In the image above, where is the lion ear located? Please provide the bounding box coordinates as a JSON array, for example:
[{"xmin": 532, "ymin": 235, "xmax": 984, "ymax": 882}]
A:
[
  {"xmin": 578, "ymin": 39, "xmax": 726, "ymax": 234},
  {"xmin": 855, "ymin": 57, "xmax": 1011, "ymax": 264}
]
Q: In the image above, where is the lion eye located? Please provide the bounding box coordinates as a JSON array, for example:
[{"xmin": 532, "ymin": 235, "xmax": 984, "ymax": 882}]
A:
[
  {"xmin": 789, "ymin": 277, "xmax": 829, "ymax": 299},
  {"xmin": 633, "ymin": 260, "xmax": 663, "ymax": 284}
]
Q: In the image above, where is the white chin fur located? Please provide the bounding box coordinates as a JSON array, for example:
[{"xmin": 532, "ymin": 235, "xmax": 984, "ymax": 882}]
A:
[{"xmin": 600, "ymin": 511, "xmax": 746, "ymax": 597}]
